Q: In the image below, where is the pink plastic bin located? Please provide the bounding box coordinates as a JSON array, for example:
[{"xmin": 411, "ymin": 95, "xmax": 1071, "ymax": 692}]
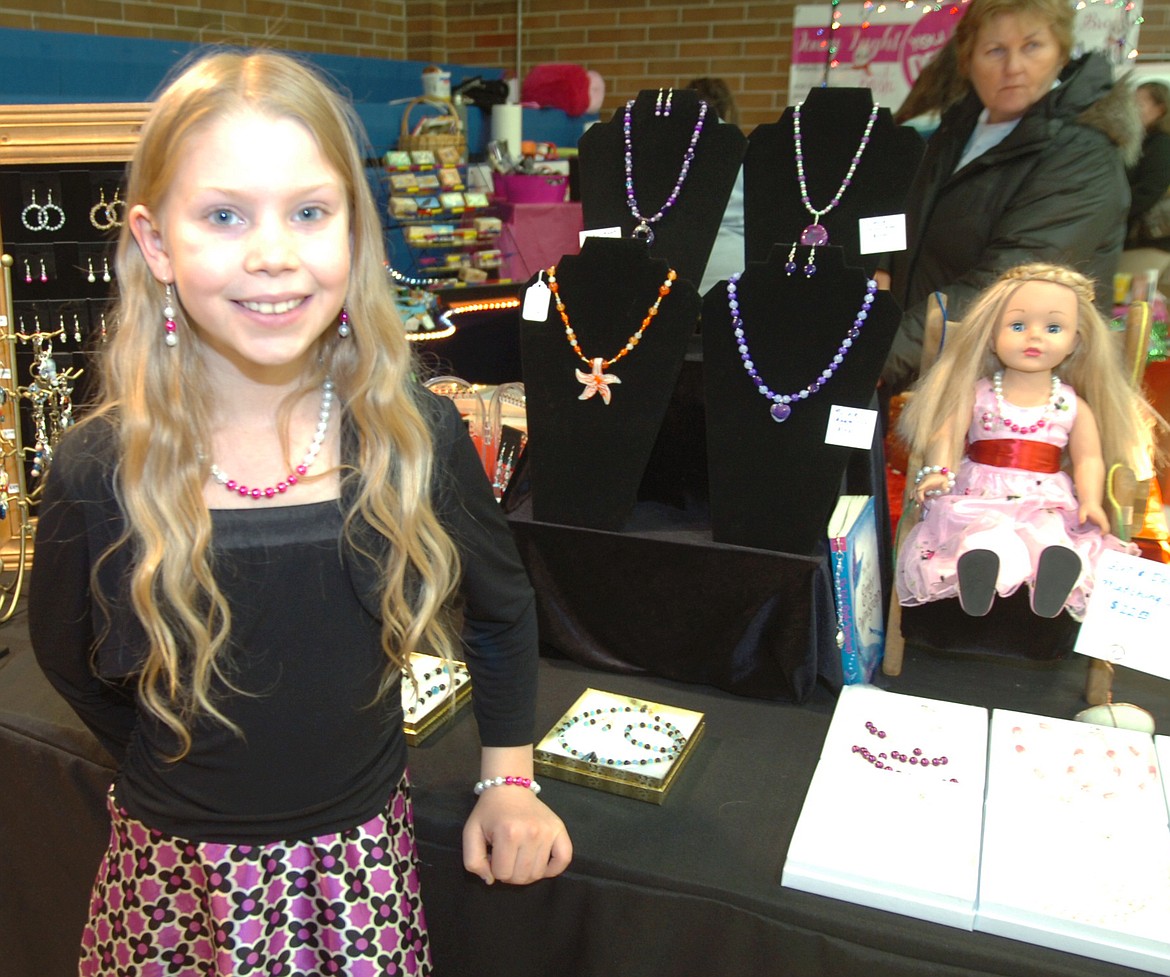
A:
[{"xmin": 492, "ymin": 172, "xmax": 569, "ymax": 204}]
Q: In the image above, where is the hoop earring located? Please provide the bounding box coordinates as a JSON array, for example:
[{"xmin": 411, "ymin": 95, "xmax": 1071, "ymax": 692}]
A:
[
  {"xmin": 163, "ymin": 283, "xmax": 178, "ymax": 347},
  {"xmin": 40, "ymin": 190, "xmax": 66, "ymax": 232},
  {"xmin": 21, "ymin": 190, "xmax": 44, "ymax": 232},
  {"xmin": 89, "ymin": 188, "xmax": 115, "ymax": 231},
  {"xmin": 338, "ymin": 307, "xmax": 351, "ymax": 338}
]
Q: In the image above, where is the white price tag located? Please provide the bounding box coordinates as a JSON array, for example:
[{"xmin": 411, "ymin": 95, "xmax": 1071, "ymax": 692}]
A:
[
  {"xmin": 823, "ymin": 405, "xmax": 878, "ymax": 449},
  {"xmin": 521, "ymin": 280, "xmax": 552, "ymax": 321},
  {"xmin": 1074, "ymin": 550, "xmax": 1170, "ymax": 680},
  {"xmin": 858, "ymin": 214, "xmax": 907, "ymax": 254},
  {"xmin": 0, "ymin": 369, "xmax": 10, "ymax": 380},
  {"xmin": 579, "ymin": 226, "xmax": 622, "ymax": 246},
  {"xmin": 1, "ymin": 429, "xmax": 15, "ymax": 441}
]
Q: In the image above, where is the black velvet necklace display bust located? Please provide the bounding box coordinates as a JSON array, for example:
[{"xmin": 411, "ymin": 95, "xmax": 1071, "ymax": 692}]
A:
[
  {"xmin": 744, "ymin": 87, "xmax": 923, "ymax": 278},
  {"xmin": 577, "ymin": 88, "xmax": 746, "ymax": 290},
  {"xmin": 702, "ymin": 245, "xmax": 900, "ymax": 554},
  {"xmin": 519, "ymin": 237, "xmax": 702, "ymax": 532}
]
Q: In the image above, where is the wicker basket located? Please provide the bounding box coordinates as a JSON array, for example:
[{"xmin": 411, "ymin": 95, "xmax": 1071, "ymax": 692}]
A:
[{"xmin": 398, "ymin": 97, "xmax": 466, "ymax": 161}]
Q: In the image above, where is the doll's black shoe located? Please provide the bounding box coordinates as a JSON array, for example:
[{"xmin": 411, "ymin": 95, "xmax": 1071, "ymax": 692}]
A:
[
  {"xmin": 1031, "ymin": 545, "xmax": 1081, "ymax": 618},
  {"xmin": 956, "ymin": 549, "xmax": 999, "ymax": 616}
]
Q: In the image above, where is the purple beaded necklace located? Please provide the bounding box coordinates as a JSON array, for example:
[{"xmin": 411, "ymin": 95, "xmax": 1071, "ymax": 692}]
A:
[
  {"xmin": 786, "ymin": 99, "xmax": 880, "ymax": 277},
  {"xmin": 727, "ymin": 273, "xmax": 877, "ymax": 422},
  {"xmin": 623, "ymin": 97, "xmax": 708, "ymax": 246}
]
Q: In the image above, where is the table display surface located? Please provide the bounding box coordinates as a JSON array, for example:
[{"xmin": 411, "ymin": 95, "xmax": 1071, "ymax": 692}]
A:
[{"xmin": 2, "ymin": 600, "xmax": 1169, "ymax": 977}]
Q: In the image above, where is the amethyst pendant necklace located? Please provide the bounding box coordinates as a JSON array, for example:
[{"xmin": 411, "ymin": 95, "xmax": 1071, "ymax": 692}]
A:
[
  {"xmin": 727, "ymin": 273, "xmax": 877, "ymax": 422},
  {"xmin": 787, "ymin": 99, "xmax": 880, "ymax": 276},
  {"xmin": 623, "ymin": 97, "xmax": 709, "ymax": 245}
]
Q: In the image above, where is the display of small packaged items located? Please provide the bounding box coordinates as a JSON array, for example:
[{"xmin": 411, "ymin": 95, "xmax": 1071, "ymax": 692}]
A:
[
  {"xmin": 384, "ymin": 150, "xmax": 413, "ymax": 170},
  {"xmin": 473, "ymin": 216, "xmax": 502, "ymax": 238},
  {"xmin": 472, "ymin": 249, "xmax": 502, "ymax": 270},
  {"xmin": 416, "ymin": 196, "xmax": 442, "ymax": 217},
  {"xmin": 388, "ymin": 196, "xmax": 418, "ymax": 220},
  {"xmin": 439, "ymin": 192, "xmax": 466, "ymax": 213},
  {"xmin": 438, "ymin": 167, "xmax": 464, "ymax": 190},
  {"xmin": 436, "ymin": 145, "xmax": 462, "ymax": 167},
  {"xmin": 462, "ymin": 191, "xmax": 489, "ymax": 210},
  {"xmin": 535, "ymin": 688, "xmax": 705, "ymax": 803},
  {"xmin": 401, "ymin": 652, "xmax": 471, "ymax": 745},
  {"xmin": 409, "ymin": 150, "xmax": 437, "ymax": 168}
]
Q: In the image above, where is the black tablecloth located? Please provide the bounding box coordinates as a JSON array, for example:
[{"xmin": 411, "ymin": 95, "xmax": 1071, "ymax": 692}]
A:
[{"xmin": 2, "ymin": 603, "xmax": 1166, "ymax": 977}]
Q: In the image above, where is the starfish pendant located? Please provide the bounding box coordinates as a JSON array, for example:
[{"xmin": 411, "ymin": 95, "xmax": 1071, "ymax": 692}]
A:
[{"xmin": 576, "ymin": 357, "xmax": 621, "ymax": 404}]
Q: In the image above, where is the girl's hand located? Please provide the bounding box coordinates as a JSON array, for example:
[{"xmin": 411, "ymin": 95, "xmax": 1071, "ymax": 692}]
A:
[
  {"xmin": 463, "ymin": 787, "xmax": 572, "ymax": 885},
  {"xmin": 1078, "ymin": 500, "xmax": 1110, "ymax": 534}
]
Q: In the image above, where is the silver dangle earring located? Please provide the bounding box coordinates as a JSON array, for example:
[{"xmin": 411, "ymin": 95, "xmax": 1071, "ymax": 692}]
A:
[
  {"xmin": 163, "ymin": 283, "xmax": 178, "ymax": 347},
  {"xmin": 338, "ymin": 307, "xmax": 351, "ymax": 338}
]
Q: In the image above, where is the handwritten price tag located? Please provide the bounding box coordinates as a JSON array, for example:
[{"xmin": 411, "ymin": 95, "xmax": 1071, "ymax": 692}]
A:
[{"xmin": 1074, "ymin": 550, "xmax": 1170, "ymax": 680}]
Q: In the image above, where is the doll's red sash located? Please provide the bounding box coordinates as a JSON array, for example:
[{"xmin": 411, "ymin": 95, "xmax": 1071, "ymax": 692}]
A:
[{"xmin": 966, "ymin": 438, "xmax": 1062, "ymax": 473}]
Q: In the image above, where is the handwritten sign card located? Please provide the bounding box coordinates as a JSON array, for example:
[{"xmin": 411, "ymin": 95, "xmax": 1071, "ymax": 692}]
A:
[{"xmin": 1073, "ymin": 550, "xmax": 1170, "ymax": 681}]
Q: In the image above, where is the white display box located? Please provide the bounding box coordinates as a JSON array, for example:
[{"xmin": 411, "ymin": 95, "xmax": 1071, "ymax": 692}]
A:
[
  {"xmin": 782, "ymin": 685, "xmax": 988, "ymax": 929},
  {"xmin": 976, "ymin": 710, "xmax": 1170, "ymax": 975},
  {"xmin": 1159, "ymin": 735, "xmax": 1170, "ymax": 818}
]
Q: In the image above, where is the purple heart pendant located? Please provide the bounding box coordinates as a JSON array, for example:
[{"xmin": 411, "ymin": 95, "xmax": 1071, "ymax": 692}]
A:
[{"xmin": 770, "ymin": 402, "xmax": 792, "ymax": 423}]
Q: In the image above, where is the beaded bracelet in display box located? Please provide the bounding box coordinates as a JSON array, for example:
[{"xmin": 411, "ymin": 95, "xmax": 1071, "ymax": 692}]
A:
[
  {"xmin": 534, "ymin": 688, "xmax": 705, "ymax": 804},
  {"xmin": 401, "ymin": 652, "xmax": 472, "ymax": 745}
]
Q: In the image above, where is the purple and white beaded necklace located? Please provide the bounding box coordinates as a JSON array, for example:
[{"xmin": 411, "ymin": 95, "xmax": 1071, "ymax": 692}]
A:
[
  {"xmin": 727, "ymin": 273, "xmax": 877, "ymax": 422},
  {"xmin": 786, "ymin": 99, "xmax": 880, "ymax": 277},
  {"xmin": 623, "ymin": 97, "xmax": 708, "ymax": 246}
]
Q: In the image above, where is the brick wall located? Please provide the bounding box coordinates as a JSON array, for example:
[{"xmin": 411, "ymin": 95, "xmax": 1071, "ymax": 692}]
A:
[
  {"xmin": 3, "ymin": 0, "xmax": 1169, "ymax": 127},
  {"xmin": 0, "ymin": 0, "xmax": 409, "ymax": 59},
  {"xmin": 428, "ymin": 0, "xmax": 805, "ymax": 130}
]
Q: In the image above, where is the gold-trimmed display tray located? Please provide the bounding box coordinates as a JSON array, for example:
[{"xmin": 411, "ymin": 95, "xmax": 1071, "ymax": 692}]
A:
[
  {"xmin": 402, "ymin": 653, "xmax": 471, "ymax": 746},
  {"xmin": 535, "ymin": 688, "xmax": 705, "ymax": 804}
]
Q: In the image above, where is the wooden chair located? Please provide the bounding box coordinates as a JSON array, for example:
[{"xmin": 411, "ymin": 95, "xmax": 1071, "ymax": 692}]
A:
[
  {"xmin": 881, "ymin": 300, "xmax": 1154, "ymax": 680},
  {"xmin": 1086, "ymin": 300, "xmax": 1155, "ymax": 704}
]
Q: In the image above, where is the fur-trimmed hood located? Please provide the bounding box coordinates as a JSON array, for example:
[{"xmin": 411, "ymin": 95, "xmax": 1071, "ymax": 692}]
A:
[{"xmin": 1068, "ymin": 58, "xmax": 1143, "ymax": 166}]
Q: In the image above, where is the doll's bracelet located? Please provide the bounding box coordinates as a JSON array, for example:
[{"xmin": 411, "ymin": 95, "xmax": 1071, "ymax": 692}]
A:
[
  {"xmin": 914, "ymin": 465, "xmax": 956, "ymax": 492},
  {"xmin": 474, "ymin": 775, "xmax": 542, "ymax": 796}
]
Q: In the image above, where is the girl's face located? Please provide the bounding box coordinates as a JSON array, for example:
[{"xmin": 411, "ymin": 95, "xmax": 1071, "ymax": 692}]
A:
[
  {"xmin": 993, "ymin": 280, "xmax": 1079, "ymax": 375},
  {"xmin": 130, "ymin": 109, "xmax": 351, "ymax": 384}
]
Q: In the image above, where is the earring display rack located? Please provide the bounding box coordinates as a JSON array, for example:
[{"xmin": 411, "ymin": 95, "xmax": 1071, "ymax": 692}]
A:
[{"xmin": 0, "ymin": 102, "xmax": 150, "ymax": 619}]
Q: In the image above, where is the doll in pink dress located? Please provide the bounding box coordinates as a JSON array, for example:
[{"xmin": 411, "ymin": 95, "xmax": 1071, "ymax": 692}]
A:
[{"xmin": 896, "ymin": 264, "xmax": 1158, "ymax": 620}]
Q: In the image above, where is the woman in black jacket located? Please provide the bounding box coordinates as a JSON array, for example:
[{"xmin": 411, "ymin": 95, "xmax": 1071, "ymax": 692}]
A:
[{"xmin": 882, "ymin": 0, "xmax": 1140, "ymax": 394}]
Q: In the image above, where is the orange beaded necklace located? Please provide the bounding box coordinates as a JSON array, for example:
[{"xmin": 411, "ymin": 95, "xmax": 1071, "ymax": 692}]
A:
[{"xmin": 546, "ymin": 264, "xmax": 677, "ymax": 404}]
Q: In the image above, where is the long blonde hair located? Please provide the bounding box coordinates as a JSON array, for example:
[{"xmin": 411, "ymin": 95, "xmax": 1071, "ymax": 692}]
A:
[
  {"xmin": 89, "ymin": 49, "xmax": 459, "ymax": 757},
  {"xmin": 900, "ymin": 263, "xmax": 1157, "ymax": 475}
]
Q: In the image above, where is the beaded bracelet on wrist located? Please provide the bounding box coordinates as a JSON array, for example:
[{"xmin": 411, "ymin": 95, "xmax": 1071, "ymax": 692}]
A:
[
  {"xmin": 474, "ymin": 775, "xmax": 541, "ymax": 796},
  {"xmin": 913, "ymin": 464, "xmax": 956, "ymax": 498}
]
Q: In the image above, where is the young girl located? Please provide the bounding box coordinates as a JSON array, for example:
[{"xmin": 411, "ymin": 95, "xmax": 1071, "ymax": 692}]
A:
[
  {"xmin": 896, "ymin": 263, "xmax": 1156, "ymax": 619},
  {"xmin": 29, "ymin": 49, "xmax": 570, "ymax": 976}
]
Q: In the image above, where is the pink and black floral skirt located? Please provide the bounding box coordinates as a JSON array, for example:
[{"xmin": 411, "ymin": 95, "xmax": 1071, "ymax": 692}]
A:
[{"xmin": 80, "ymin": 776, "xmax": 431, "ymax": 976}]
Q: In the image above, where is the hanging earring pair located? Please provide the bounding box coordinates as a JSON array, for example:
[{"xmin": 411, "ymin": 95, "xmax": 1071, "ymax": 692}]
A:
[
  {"xmin": 163, "ymin": 283, "xmax": 178, "ymax": 347},
  {"xmin": 654, "ymin": 88, "xmax": 674, "ymax": 117}
]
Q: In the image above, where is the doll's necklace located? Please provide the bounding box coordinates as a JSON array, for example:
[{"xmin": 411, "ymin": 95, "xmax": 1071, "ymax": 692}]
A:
[
  {"xmin": 547, "ymin": 263, "xmax": 678, "ymax": 404},
  {"xmin": 986, "ymin": 371, "xmax": 1066, "ymax": 434},
  {"xmin": 623, "ymin": 97, "xmax": 709, "ymax": 245},
  {"xmin": 787, "ymin": 99, "xmax": 880, "ymax": 277},
  {"xmin": 209, "ymin": 377, "xmax": 334, "ymax": 499},
  {"xmin": 727, "ymin": 273, "xmax": 877, "ymax": 422}
]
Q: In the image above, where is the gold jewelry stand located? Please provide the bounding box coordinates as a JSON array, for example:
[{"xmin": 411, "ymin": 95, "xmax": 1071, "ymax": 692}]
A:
[{"xmin": 0, "ymin": 103, "xmax": 151, "ymax": 618}]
